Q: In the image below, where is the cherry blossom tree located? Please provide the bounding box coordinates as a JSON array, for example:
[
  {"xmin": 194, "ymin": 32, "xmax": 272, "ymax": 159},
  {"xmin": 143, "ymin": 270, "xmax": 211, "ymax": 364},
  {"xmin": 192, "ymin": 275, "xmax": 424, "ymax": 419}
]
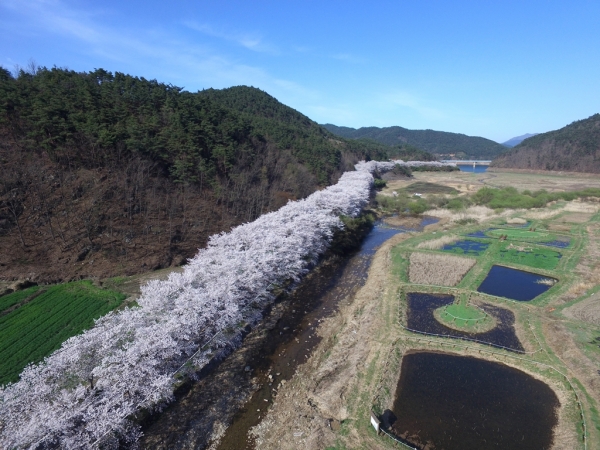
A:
[{"xmin": 0, "ymin": 160, "xmax": 454, "ymax": 448}]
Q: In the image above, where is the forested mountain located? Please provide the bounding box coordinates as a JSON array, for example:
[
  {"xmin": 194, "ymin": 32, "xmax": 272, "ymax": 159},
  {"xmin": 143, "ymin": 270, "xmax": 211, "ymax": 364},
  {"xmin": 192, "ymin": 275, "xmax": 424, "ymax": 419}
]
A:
[
  {"xmin": 491, "ymin": 114, "xmax": 600, "ymax": 173},
  {"xmin": 501, "ymin": 133, "xmax": 538, "ymax": 148},
  {"xmin": 322, "ymin": 123, "xmax": 507, "ymax": 160},
  {"xmin": 0, "ymin": 67, "xmax": 392, "ymax": 283}
]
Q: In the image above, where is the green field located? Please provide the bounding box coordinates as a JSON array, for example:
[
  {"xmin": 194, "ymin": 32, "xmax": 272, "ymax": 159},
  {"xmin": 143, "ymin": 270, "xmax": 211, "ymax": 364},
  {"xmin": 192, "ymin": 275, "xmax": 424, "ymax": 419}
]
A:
[
  {"xmin": 0, "ymin": 281, "xmax": 125, "ymax": 385},
  {"xmin": 435, "ymin": 302, "xmax": 494, "ymax": 332},
  {"xmin": 496, "ymin": 243, "xmax": 562, "ymax": 270},
  {"xmin": 0, "ymin": 286, "xmax": 41, "ymax": 312},
  {"xmin": 487, "ymin": 228, "xmax": 553, "ymax": 242}
]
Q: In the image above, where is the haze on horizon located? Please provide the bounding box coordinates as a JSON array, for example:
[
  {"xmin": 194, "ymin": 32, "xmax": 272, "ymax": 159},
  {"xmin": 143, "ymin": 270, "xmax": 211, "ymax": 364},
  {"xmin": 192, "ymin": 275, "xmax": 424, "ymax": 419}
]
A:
[{"xmin": 1, "ymin": 0, "xmax": 599, "ymax": 143}]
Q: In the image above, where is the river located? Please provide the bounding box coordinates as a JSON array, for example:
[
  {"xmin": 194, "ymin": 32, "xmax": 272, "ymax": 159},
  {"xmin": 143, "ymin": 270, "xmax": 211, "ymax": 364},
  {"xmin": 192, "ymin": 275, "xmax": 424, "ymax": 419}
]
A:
[{"xmin": 139, "ymin": 216, "xmax": 435, "ymax": 449}]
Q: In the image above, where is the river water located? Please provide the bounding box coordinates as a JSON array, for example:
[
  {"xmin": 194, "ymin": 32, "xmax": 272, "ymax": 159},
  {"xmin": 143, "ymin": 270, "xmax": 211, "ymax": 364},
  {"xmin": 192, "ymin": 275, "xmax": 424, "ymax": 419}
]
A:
[{"xmin": 139, "ymin": 217, "xmax": 435, "ymax": 449}]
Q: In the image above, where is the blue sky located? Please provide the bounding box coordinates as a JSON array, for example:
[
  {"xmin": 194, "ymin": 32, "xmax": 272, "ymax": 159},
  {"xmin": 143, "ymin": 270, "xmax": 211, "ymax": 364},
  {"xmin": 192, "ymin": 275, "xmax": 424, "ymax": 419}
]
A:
[{"xmin": 1, "ymin": 0, "xmax": 599, "ymax": 143}]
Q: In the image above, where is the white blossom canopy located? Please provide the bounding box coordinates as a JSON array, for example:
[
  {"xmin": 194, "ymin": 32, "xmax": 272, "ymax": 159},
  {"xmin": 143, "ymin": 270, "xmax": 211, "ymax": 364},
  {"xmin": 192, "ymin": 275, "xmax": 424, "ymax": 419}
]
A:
[{"xmin": 0, "ymin": 160, "xmax": 452, "ymax": 448}]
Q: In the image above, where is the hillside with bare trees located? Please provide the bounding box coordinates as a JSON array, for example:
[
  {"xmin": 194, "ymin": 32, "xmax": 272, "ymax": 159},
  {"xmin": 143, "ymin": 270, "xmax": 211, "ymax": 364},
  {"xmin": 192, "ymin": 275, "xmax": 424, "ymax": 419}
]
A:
[
  {"xmin": 0, "ymin": 67, "xmax": 393, "ymax": 283},
  {"xmin": 491, "ymin": 114, "xmax": 600, "ymax": 173}
]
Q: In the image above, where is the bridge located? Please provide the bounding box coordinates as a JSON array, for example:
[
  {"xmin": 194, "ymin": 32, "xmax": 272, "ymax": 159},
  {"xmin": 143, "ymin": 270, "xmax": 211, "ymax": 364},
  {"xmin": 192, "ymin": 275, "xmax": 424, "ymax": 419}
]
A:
[{"xmin": 441, "ymin": 160, "xmax": 492, "ymax": 166}]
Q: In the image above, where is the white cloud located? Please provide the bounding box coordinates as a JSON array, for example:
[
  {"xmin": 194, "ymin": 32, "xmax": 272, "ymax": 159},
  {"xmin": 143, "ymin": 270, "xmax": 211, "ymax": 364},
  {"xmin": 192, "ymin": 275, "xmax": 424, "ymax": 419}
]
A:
[
  {"xmin": 0, "ymin": 0, "xmax": 315, "ymax": 101},
  {"xmin": 184, "ymin": 22, "xmax": 280, "ymax": 55}
]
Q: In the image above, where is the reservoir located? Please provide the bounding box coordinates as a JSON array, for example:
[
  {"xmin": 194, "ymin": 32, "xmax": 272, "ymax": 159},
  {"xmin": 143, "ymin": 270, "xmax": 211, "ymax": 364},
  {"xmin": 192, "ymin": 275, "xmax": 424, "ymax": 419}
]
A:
[
  {"xmin": 441, "ymin": 160, "xmax": 490, "ymax": 173},
  {"xmin": 458, "ymin": 164, "xmax": 488, "ymax": 173},
  {"xmin": 390, "ymin": 352, "xmax": 559, "ymax": 450}
]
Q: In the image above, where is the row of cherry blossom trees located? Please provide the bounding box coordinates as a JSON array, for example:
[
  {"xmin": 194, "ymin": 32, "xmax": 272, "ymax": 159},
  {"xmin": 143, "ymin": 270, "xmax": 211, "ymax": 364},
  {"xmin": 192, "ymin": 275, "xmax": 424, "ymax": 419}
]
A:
[{"xmin": 0, "ymin": 160, "xmax": 454, "ymax": 449}]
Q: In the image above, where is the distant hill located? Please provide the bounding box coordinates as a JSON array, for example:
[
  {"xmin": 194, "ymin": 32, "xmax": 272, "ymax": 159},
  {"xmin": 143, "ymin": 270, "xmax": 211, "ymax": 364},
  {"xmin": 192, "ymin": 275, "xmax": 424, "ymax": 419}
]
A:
[
  {"xmin": 0, "ymin": 68, "xmax": 393, "ymax": 283},
  {"xmin": 322, "ymin": 124, "xmax": 507, "ymax": 160},
  {"xmin": 491, "ymin": 114, "xmax": 600, "ymax": 173},
  {"xmin": 502, "ymin": 133, "xmax": 538, "ymax": 148}
]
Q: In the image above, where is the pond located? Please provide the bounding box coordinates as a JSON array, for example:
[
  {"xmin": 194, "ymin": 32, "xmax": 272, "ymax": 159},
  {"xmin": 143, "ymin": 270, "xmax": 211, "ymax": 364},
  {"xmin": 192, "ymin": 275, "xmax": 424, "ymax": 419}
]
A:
[
  {"xmin": 442, "ymin": 239, "xmax": 489, "ymax": 255},
  {"xmin": 477, "ymin": 265, "xmax": 557, "ymax": 301},
  {"xmin": 405, "ymin": 292, "xmax": 524, "ymax": 351},
  {"xmin": 389, "ymin": 352, "xmax": 559, "ymax": 450}
]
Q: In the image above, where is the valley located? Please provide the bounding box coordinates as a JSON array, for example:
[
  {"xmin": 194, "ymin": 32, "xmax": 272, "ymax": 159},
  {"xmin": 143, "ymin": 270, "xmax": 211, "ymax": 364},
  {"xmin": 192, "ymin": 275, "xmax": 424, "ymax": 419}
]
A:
[{"xmin": 247, "ymin": 169, "xmax": 600, "ymax": 450}]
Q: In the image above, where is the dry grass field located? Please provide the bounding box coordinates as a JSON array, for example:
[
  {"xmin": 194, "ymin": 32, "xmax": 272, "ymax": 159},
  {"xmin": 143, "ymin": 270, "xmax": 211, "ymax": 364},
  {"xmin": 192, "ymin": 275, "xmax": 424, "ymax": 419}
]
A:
[
  {"xmin": 506, "ymin": 217, "xmax": 527, "ymax": 224},
  {"xmin": 416, "ymin": 234, "xmax": 458, "ymax": 249},
  {"xmin": 383, "ymin": 170, "xmax": 600, "ymax": 197},
  {"xmin": 408, "ymin": 252, "xmax": 476, "ymax": 286}
]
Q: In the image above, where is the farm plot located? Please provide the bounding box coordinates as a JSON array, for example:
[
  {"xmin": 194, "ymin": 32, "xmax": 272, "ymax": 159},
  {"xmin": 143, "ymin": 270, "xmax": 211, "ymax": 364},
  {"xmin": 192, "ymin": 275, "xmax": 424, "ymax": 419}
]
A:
[
  {"xmin": 0, "ymin": 286, "xmax": 41, "ymax": 313},
  {"xmin": 0, "ymin": 281, "xmax": 125, "ymax": 385},
  {"xmin": 408, "ymin": 252, "xmax": 476, "ymax": 286}
]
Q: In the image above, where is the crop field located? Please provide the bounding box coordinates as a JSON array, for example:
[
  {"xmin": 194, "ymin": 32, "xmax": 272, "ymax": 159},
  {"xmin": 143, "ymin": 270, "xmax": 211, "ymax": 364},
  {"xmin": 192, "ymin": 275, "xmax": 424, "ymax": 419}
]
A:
[
  {"xmin": 403, "ymin": 181, "xmax": 459, "ymax": 195},
  {"xmin": 0, "ymin": 281, "xmax": 125, "ymax": 385},
  {"xmin": 0, "ymin": 286, "xmax": 41, "ymax": 313}
]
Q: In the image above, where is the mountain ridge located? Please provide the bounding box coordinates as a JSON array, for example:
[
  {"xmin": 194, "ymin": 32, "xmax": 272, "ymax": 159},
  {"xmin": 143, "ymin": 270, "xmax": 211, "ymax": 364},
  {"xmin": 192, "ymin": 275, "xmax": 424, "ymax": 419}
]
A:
[
  {"xmin": 491, "ymin": 114, "xmax": 600, "ymax": 173},
  {"xmin": 502, "ymin": 133, "xmax": 539, "ymax": 148},
  {"xmin": 322, "ymin": 123, "xmax": 507, "ymax": 160},
  {"xmin": 0, "ymin": 68, "xmax": 395, "ymax": 283}
]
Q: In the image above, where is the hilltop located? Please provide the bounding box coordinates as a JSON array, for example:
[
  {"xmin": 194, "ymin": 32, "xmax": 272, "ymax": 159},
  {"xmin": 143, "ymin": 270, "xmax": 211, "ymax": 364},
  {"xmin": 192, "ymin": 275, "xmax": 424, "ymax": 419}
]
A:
[
  {"xmin": 491, "ymin": 114, "xmax": 600, "ymax": 173},
  {"xmin": 0, "ymin": 68, "xmax": 393, "ymax": 283},
  {"xmin": 322, "ymin": 123, "xmax": 507, "ymax": 160},
  {"xmin": 501, "ymin": 133, "xmax": 538, "ymax": 148}
]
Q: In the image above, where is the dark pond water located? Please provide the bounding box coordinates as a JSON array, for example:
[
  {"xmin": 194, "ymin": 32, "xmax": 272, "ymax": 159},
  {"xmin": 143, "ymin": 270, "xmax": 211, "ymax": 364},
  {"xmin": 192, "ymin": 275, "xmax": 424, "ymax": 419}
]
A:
[
  {"xmin": 457, "ymin": 165, "xmax": 488, "ymax": 173},
  {"xmin": 477, "ymin": 265, "xmax": 556, "ymax": 301},
  {"xmin": 541, "ymin": 239, "xmax": 571, "ymax": 248},
  {"xmin": 389, "ymin": 352, "xmax": 559, "ymax": 450},
  {"xmin": 141, "ymin": 217, "xmax": 437, "ymax": 450},
  {"xmin": 442, "ymin": 239, "xmax": 489, "ymax": 255},
  {"xmin": 405, "ymin": 292, "xmax": 524, "ymax": 352}
]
